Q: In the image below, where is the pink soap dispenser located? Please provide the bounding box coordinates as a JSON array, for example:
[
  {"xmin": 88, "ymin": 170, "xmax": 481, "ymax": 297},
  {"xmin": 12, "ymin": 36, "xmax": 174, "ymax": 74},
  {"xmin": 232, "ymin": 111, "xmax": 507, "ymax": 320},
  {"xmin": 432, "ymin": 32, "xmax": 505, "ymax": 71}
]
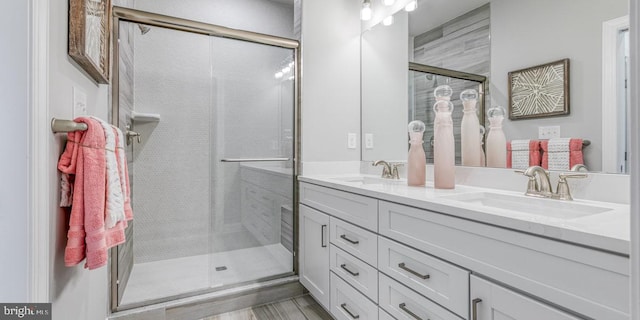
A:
[
  {"xmin": 407, "ymin": 120, "xmax": 426, "ymax": 187},
  {"xmin": 433, "ymin": 100, "xmax": 456, "ymax": 189},
  {"xmin": 460, "ymin": 89, "xmax": 481, "ymax": 167}
]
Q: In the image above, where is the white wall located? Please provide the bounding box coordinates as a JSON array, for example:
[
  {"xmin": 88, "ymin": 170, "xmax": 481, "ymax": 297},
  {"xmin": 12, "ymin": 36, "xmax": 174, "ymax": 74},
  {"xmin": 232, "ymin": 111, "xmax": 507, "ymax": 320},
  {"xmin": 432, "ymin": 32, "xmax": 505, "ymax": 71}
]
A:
[
  {"xmin": 301, "ymin": 0, "xmax": 362, "ymax": 163},
  {"xmin": 0, "ymin": 0, "xmax": 29, "ymax": 303},
  {"xmin": 491, "ymin": 0, "xmax": 628, "ymax": 171},
  {"xmin": 361, "ymin": 10, "xmax": 409, "ymax": 161},
  {"xmin": 48, "ymin": 0, "xmax": 110, "ymax": 318}
]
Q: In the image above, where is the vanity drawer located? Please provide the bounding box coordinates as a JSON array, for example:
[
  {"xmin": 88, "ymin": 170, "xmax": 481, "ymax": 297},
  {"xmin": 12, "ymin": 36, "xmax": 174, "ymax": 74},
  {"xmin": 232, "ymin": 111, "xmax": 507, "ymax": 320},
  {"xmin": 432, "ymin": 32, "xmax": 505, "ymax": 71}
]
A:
[
  {"xmin": 379, "ymin": 308, "xmax": 396, "ymax": 320},
  {"xmin": 379, "ymin": 273, "xmax": 462, "ymax": 320},
  {"xmin": 300, "ymin": 182, "xmax": 378, "ymax": 231},
  {"xmin": 330, "ymin": 244, "xmax": 378, "ymax": 302},
  {"xmin": 331, "ymin": 272, "xmax": 379, "ymax": 320},
  {"xmin": 378, "ymin": 200, "xmax": 630, "ymax": 320},
  {"xmin": 379, "ymin": 237, "xmax": 469, "ymax": 317},
  {"xmin": 330, "ymin": 217, "xmax": 377, "ymax": 267}
]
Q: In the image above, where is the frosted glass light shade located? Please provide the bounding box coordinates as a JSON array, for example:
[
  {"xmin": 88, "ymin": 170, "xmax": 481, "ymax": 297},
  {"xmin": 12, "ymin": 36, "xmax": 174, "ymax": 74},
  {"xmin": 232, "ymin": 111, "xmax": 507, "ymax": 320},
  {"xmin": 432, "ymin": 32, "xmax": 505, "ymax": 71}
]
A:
[
  {"xmin": 383, "ymin": 15, "xmax": 394, "ymax": 26},
  {"xmin": 405, "ymin": 1, "xmax": 417, "ymax": 11},
  {"xmin": 361, "ymin": 4, "xmax": 372, "ymax": 21}
]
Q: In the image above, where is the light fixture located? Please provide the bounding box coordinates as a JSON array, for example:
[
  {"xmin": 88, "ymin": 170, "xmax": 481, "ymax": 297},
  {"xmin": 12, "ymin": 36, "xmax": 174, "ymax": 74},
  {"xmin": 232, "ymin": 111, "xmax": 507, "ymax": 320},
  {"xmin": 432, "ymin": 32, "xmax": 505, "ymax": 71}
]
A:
[
  {"xmin": 405, "ymin": 0, "xmax": 417, "ymax": 12},
  {"xmin": 382, "ymin": 0, "xmax": 395, "ymax": 6},
  {"xmin": 361, "ymin": 0, "xmax": 372, "ymax": 21},
  {"xmin": 275, "ymin": 72, "xmax": 283, "ymax": 79},
  {"xmin": 382, "ymin": 15, "xmax": 394, "ymax": 26}
]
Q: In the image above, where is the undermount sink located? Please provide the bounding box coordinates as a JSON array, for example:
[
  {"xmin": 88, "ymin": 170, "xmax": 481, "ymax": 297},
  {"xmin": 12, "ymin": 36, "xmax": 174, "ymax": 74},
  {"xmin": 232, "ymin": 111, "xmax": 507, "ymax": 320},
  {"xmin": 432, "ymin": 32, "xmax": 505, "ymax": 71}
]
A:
[
  {"xmin": 330, "ymin": 175, "xmax": 405, "ymax": 185},
  {"xmin": 441, "ymin": 192, "xmax": 613, "ymax": 219}
]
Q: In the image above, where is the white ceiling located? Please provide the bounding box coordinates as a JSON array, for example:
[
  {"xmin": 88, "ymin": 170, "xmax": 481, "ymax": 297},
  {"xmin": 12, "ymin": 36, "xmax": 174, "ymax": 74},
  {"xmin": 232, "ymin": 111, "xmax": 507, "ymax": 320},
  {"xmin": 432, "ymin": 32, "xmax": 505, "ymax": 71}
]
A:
[{"xmin": 409, "ymin": 0, "xmax": 489, "ymax": 36}]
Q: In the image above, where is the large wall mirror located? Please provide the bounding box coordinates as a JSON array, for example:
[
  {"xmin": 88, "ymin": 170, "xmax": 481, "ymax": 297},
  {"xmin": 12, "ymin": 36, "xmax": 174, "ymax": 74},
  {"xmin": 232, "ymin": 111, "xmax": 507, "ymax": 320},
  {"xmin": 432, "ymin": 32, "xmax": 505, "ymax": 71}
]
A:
[{"xmin": 361, "ymin": 0, "xmax": 630, "ymax": 174}]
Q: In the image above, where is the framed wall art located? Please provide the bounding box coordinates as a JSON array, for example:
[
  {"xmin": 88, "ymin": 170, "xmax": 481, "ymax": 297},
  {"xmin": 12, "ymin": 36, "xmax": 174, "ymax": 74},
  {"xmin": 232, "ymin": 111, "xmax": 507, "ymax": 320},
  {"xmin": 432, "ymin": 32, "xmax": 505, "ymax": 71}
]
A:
[
  {"xmin": 508, "ymin": 58, "xmax": 569, "ymax": 120},
  {"xmin": 69, "ymin": 0, "xmax": 112, "ymax": 84}
]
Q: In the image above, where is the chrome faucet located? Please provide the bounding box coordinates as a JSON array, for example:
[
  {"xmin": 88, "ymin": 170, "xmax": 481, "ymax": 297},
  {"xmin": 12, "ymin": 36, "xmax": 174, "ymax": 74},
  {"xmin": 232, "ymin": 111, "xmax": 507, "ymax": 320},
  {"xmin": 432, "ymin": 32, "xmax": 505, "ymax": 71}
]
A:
[
  {"xmin": 517, "ymin": 166, "xmax": 587, "ymax": 200},
  {"xmin": 372, "ymin": 160, "xmax": 402, "ymax": 179},
  {"xmin": 555, "ymin": 172, "xmax": 588, "ymax": 200},
  {"xmin": 521, "ymin": 166, "xmax": 553, "ymax": 197},
  {"xmin": 373, "ymin": 160, "xmax": 393, "ymax": 179}
]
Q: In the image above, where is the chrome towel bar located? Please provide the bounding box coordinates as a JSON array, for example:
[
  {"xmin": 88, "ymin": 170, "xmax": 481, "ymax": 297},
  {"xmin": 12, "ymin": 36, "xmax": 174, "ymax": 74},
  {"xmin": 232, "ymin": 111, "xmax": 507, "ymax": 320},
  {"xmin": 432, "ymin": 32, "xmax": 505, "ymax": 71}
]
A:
[
  {"xmin": 220, "ymin": 158, "xmax": 290, "ymax": 162},
  {"xmin": 51, "ymin": 118, "xmax": 88, "ymax": 133}
]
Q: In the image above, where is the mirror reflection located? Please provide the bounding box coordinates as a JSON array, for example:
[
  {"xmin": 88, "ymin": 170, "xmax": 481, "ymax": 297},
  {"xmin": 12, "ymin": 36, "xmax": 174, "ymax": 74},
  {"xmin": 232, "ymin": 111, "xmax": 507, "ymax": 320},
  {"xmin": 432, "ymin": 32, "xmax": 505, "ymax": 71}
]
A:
[{"xmin": 361, "ymin": 0, "xmax": 630, "ymax": 173}]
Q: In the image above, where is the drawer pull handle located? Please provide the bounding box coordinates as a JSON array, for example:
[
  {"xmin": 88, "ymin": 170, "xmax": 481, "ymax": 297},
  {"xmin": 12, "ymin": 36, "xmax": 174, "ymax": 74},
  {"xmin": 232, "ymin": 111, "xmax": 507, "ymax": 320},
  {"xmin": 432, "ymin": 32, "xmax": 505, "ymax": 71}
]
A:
[
  {"xmin": 340, "ymin": 264, "xmax": 360, "ymax": 276},
  {"xmin": 398, "ymin": 262, "xmax": 430, "ymax": 279},
  {"xmin": 340, "ymin": 234, "xmax": 360, "ymax": 245},
  {"xmin": 340, "ymin": 303, "xmax": 360, "ymax": 319},
  {"xmin": 472, "ymin": 298, "xmax": 482, "ymax": 320},
  {"xmin": 399, "ymin": 303, "xmax": 425, "ymax": 320},
  {"xmin": 321, "ymin": 225, "xmax": 327, "ymax": 248}
]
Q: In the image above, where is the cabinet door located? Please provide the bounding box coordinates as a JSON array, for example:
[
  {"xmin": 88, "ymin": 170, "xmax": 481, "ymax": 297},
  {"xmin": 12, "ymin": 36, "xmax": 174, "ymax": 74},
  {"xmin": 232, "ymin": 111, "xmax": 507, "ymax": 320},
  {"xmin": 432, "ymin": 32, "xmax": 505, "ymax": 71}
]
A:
[
  {"xmin": 299, "ymin": 204, "xmax": 330, "ymax": 309},
  {"xmin": 470, "ymin": 275, "xmax": 582, "ymax": 320}
]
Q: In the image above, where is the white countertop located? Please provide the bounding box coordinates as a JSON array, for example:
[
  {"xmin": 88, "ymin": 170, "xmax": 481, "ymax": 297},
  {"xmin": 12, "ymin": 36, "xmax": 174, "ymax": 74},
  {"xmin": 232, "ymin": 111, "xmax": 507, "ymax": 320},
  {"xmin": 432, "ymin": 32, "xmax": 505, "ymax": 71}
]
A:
[{"xmin": 299, "ymin": 174, "xmax": 630, "ymax": 255}]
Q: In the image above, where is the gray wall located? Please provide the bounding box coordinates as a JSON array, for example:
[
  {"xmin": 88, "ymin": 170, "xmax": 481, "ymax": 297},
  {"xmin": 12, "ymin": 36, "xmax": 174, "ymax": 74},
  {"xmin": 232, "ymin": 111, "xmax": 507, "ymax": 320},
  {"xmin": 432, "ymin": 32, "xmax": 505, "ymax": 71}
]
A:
[
  {"xmin": 491, "ymin": 0, "xmax": 628, "ymax": 171},
  {"xmin": 0, "ymin": 0, "xmax": 29, "ymax": 302}
]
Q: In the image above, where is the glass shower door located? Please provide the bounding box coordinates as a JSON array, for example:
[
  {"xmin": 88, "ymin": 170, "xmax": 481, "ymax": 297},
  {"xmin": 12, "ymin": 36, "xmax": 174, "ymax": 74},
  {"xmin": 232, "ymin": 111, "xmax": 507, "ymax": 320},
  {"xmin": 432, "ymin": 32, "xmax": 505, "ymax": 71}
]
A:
[
  {"xmin": 208, "ymin": 36, "xmax": 295, "ymax": 288},
  {"xmin": 114, "ymin": 18, "xmax": 295, "ymax": 309}
]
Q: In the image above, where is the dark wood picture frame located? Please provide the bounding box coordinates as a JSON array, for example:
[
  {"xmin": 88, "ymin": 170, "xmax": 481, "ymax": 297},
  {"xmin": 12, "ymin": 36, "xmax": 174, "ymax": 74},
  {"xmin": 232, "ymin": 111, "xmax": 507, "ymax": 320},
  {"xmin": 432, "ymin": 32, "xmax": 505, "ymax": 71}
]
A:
[
  {"xmin": 69, "ymin": 0, "xmax": 112, "ymax": 84},
  {"xmin": 508, "ymin": 58, "xmax": 570, "ymax": 120}
]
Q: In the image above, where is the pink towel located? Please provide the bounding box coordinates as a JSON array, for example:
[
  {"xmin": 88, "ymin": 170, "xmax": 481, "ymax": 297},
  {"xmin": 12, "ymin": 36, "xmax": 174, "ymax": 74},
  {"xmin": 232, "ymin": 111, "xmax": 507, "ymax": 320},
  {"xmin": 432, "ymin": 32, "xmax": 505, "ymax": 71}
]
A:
[
  {"xmin": 507, "ymin": 140, "xmax": 541, "ymax": 169},
  {"xmin": 540, "ymin": 138, "xmax": 584, "ymax": 170},
  {"xmin": 57, "ymin": 117, "xmax": 131, "ymax": 270}
]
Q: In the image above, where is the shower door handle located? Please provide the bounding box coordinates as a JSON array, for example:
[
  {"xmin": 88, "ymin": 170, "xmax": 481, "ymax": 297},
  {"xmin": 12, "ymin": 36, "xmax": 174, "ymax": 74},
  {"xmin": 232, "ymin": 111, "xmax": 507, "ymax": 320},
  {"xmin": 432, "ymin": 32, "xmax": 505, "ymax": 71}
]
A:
[{"xmin": 220, "ymin": 157, "xmax": 290, "ymax": 162}]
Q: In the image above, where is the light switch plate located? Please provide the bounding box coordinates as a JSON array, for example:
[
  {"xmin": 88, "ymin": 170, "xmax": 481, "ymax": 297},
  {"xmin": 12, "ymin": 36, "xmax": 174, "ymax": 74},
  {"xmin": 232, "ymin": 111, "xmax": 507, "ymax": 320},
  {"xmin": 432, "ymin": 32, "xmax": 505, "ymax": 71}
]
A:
[
  {"xmin": 538, "ymin": 126, "xmax": 560, "ymax": 139},
  {"xmin": 365, "ymin": 133, "xmax": 374, "ymax": 149},
  {"xmin": 347, "ymin": 133, "xmax": 357, "ymax": 149},
  {"xmin": 73, "ymin": 86, "xmax": 87, "ymax": 117}
]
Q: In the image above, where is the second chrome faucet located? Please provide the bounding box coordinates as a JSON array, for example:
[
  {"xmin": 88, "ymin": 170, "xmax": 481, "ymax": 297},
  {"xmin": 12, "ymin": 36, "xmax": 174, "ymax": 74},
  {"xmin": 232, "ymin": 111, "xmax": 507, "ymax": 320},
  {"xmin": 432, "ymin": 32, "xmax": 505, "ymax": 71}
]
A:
[{"xmin": 517, "ymin": 165, "xmax": 587, "ymax": 200}]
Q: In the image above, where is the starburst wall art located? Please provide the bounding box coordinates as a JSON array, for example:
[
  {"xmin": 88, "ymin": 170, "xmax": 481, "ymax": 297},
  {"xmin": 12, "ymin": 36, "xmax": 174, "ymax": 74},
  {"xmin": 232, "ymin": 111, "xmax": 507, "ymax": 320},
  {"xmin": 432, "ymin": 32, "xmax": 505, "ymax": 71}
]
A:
[{"xmin": 508, "ymin": 59, "xmax": 570, "ymax": 120}]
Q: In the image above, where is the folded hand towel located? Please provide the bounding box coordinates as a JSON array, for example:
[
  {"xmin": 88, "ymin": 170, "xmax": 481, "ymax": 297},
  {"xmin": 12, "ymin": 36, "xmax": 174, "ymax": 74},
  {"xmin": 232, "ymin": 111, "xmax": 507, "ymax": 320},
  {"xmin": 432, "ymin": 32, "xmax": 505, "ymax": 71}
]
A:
[
  {"xmin": 91, "ymin": 117, "xmax": 126, "ymax": 229},
  {"xmin": 507, "ymin": 140, "xmax": 541, "ymax": 169},
  {"xmin": 115, "ymin": 126, "xmax": 133, "ymax": 222},
  {"xmin": 57, "ymin": 117, "xmax": 129, "ymax": 270},
  {"xmin": 541, "ymin": 138, "xmax": 584, "ymax": 171}
]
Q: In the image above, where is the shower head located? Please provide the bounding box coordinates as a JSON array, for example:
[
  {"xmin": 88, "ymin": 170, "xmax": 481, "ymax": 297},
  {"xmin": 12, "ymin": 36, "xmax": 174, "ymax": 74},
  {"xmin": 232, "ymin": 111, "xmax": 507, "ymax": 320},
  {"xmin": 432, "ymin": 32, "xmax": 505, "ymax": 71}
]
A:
[{"xmin": 138, "ymin": 24, "xmax": 151, "ymax": 35}]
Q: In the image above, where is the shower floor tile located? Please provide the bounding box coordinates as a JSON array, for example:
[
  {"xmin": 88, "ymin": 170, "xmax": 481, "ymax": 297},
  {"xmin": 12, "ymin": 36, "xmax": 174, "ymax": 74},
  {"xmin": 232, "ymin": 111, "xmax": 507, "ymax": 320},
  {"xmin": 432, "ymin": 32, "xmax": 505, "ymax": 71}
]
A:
[{"xmin": 121, "ymin": 244, "xmax": 293, "ymax": 306}]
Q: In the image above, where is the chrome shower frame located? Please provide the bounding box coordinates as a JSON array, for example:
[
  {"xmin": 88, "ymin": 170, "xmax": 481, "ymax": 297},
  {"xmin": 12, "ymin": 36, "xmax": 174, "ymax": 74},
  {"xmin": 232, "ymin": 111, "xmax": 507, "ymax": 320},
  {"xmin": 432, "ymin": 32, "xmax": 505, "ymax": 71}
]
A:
[{"xmin": 109, "ymin": 6, "xmax": 301, "ymax": 313}]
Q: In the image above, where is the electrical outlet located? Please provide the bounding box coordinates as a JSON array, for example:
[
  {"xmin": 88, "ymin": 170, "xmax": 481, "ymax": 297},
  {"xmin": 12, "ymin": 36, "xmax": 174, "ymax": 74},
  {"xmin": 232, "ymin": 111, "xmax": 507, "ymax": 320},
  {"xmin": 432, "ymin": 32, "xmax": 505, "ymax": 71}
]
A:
[
  {"xmin": 538, "ymin": 126, "xmax": 560, "ymax": 139},
  {"xmin": 365, "ymin": 133, "xmax": 374, "ymax": 149},
  {"xmin": 73, "ymin": 86, "xmax": 87, "ymax": 117},
  {"xmin": 347, "ymin": 133, "xmax": 357, "ymax": 149}
]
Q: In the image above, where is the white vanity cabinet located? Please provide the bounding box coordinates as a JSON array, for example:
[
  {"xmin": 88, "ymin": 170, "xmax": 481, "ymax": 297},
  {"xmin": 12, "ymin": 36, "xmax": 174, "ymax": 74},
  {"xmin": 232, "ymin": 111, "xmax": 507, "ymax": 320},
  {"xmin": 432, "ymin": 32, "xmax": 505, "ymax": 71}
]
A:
[
  {"xmin": 470, "ymin": 275, "xmax": 581, "ymax": 320},
  {"xmin": 299, "ymin": 204, "xmax": 330, "ymax": 309},
  {"xmin": 298, "ymin": 181, "xmax": 630, "ymax": 320}
]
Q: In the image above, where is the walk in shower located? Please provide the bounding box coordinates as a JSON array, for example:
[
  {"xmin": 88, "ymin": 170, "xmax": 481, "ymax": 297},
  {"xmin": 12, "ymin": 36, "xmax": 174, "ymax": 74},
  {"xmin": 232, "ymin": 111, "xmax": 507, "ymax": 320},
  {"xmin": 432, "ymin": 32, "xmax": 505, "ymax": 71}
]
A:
[{"xmin": 110, "ymin": 6, "xmax": 298, "ymax": 310}]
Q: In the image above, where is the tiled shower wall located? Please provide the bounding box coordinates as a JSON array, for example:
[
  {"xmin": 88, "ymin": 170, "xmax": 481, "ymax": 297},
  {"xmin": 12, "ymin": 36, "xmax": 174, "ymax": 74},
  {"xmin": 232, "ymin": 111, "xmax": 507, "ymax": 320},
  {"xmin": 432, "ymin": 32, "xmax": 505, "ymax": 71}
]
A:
[{"xmin": 129, "ymin": 0, "xmax": 295, "ymax": 263}]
